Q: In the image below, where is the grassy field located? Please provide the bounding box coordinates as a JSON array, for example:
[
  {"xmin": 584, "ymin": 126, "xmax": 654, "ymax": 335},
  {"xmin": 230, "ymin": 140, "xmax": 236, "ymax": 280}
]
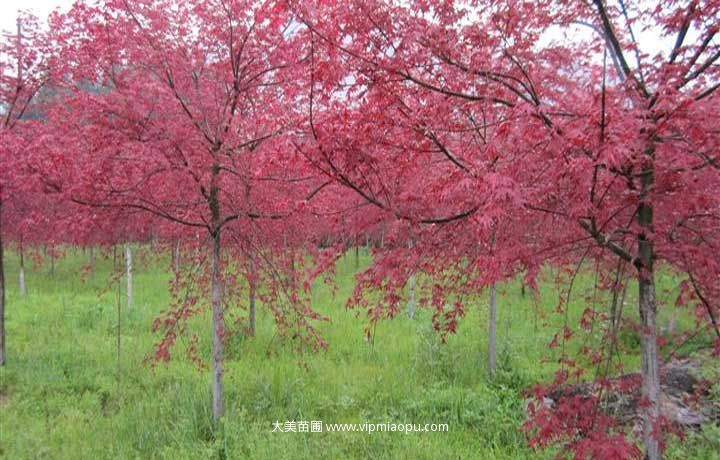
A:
[{"xmin": 0, "ymin": 247, "xmax": 717, "ymax": 459}]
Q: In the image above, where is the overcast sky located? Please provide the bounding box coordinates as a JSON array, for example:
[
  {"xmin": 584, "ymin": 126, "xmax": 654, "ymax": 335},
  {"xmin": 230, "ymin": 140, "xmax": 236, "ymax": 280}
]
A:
[
  {"xmin": 1, "ymin": 0, "xmax": 673, "ymax": 64},
  {"xmin": 1, "ymin": 0, "xmax": 74, "ymax": 35}
]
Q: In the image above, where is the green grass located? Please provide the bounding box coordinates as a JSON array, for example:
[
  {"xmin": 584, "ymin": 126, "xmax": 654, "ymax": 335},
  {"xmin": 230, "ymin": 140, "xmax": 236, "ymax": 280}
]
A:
[{"xmin": 0, "ymin": 247, "xmax": 717, "ymax": 459}]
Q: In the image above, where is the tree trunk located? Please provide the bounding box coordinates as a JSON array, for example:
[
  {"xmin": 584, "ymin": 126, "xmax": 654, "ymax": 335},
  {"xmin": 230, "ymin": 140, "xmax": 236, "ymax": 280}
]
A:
[
  {"xmin": 407, "ymin": 273, "xmax": 416, "ymax": 319},
  {"xmin": 125, "ymin": 244, "xmax": 132, "ymax": 309},
  {"xmin": 19, "ymin": 243, "xmax": 26, "ymax": 296},
  {"xmin": 89, "ymin": 246, "xmax": 95, "ymax": 277},
  {"xmin": 50, "ymin": 251, "xmax": 55, "ymax": 276},
  {"xmin": 116, "ymin": 246, "xmax": 122, "ymax": 405},
  {"xmin": 248, "ymin": 283, "xmax": 256, "ymax": 337},
  {"xmin": 0, "ymin": 199, "xmax": 5, "ymax": 366},
  {"xmin": 173, "ymin": 240, "xmax": 180, "ymax": 274},
  {"xmin": 638, "ymin": 273, "xmax": 660, "ymax": 460},
  {"xmin": 637, "ymin": 145, "xmax": 661, "ymax": 460},
  {"xmin": 488, "ymin": 283, "xmax": 497, "ymax": 374},
  {"xmin": 210, "ymin": 230, "xmax": 225, "ymax": 421},
  {"xmin": 248, "ymin": 254, "xmax": 256, "ymax": 337},
  {"xmin": 206, "ymin": 158, "xmax": 226, "ymax": 422},
  {"xmin": 666, "ymin": 309, "xmax": 679, "ymax": 335},
  {"xmin": 195, "ymin": 232, "xmax": 201, "ymax": 260}
]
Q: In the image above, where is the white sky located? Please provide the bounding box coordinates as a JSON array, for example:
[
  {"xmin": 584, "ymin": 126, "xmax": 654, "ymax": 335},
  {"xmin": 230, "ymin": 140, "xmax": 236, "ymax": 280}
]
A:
[
  {"xmin": 0, "ymin": 0, "xmax": 677, "ymax": 74},
  {"xmin": 0, "ymin": 0, "xmax": 74, "ymax": 35}
]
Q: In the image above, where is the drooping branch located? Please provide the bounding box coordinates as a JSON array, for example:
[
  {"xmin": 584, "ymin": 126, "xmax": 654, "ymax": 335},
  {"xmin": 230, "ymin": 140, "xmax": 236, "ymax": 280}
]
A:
[{"xmin": 682, "ymin": 257, "xmax": 720, "ymax": 340}]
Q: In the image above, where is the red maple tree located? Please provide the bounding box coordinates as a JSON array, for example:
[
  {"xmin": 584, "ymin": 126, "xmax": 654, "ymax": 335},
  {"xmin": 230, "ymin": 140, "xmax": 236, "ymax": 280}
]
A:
[{"xmin": 295, "ymin": 1, "xmax": 720, "ymax": 458}]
